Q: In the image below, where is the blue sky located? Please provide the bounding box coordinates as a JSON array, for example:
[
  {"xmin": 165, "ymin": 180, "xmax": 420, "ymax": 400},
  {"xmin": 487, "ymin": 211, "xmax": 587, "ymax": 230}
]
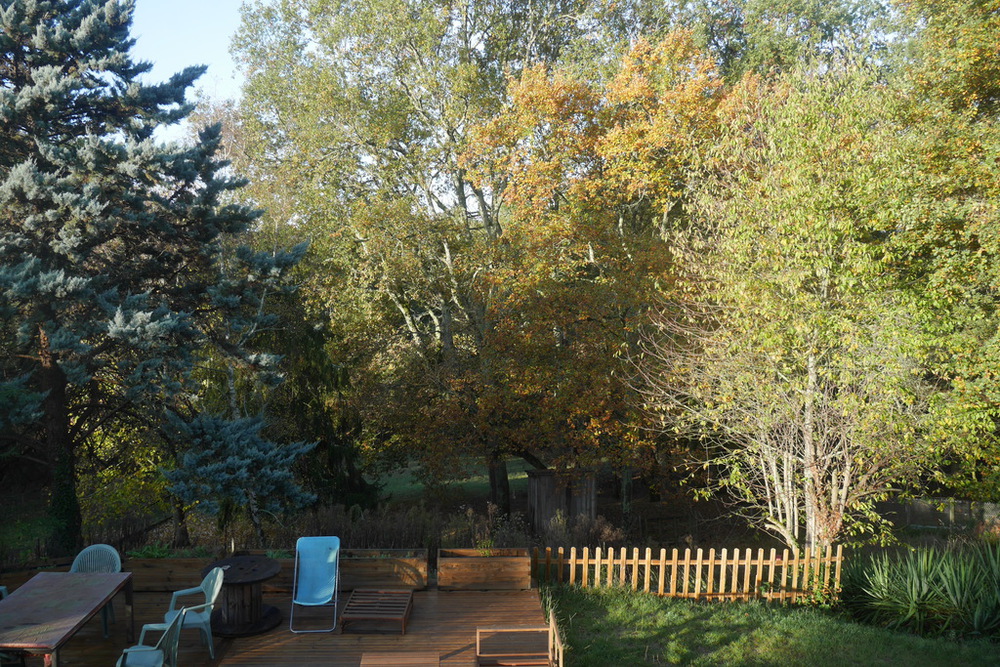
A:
[{"xmin": 130, "ymin": 0, "xmax": 246, "ymax": 102}]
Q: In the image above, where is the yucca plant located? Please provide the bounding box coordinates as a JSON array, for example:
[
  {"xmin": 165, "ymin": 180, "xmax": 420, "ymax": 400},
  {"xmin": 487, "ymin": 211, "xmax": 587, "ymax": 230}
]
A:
[
  {"xmin": 936, "ymin": 548, "xmax": 986, "ymax": 634},
  {"xmin": 967, "ymin": 542, "xmax": 1000, "ymax": 636},
  {"xmin": 843, "ymin": 542, "xmax": 1000, "ymax": 638}
]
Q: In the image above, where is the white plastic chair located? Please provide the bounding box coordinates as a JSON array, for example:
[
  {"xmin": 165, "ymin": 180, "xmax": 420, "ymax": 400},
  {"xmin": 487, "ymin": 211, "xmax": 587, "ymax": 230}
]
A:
[
  {"xmin": 70, "ymin": 543, "xmax": 122, "ymax": 638},
  {"xmin": 116, "ymin": 608, "xmax": 186, "ymax": 667},
  {"xmin": 289, "ymin": 536, "xmax": 340, "ymax": 633},
  {"xmin": 162, "ymin": 567, "xmax": 224, "ymax": 659}
]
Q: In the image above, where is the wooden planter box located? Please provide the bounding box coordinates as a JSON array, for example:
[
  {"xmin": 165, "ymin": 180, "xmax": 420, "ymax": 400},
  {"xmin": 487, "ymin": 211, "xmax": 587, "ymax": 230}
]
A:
[
  {"xmin": 125, "ymin": 557, "xmax": 212, "ymax": 592},
  {"xmin": 247, "ymin": 549, "xmax": 430, "ymax": 592},
  {"xmin": 121, "ymin": 549, "xmax": 430, "ymax": 594},
  {"xmin": 340, "ymin": 549, "xmax": 429, "ymax": 591},
  {"xmin": 437, "ymin": 548, "xmax": 532, "ymax": 590}
]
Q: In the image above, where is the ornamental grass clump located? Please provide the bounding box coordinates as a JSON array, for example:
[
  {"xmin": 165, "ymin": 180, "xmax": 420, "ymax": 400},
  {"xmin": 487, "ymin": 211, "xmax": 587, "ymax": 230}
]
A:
[{"xmin": 843, "ymin": 542, "xmax": 1000, "ymax": 638}]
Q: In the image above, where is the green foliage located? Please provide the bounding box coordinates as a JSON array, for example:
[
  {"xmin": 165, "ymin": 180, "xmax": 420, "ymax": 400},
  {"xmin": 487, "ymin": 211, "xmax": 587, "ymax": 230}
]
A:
[
  {"xmin": 125, "ymin": 543, "xmax": 174, "ymax": 559},
  {"xmin": 880, "ymin": 2, "xmax": 1000, "ymax": 499},
  {"xmin": 685, "ymin": 0, "xmax": 890, "ymax": 80},
  {"xmin": 125, "ymin": 543, "xmax": 214, "ymax": 559},
  {"xmin": 899, "ymin": 0, "xmax": 1000, "ymax": 117},
  {"xmin": 0, "ymin": 0, "xmax": 306, "ymax": 553},
  {"xmin": 843, "ymin": 543, "xmax": 1000, "ymax": 638},
  {"xmin": 641, "ymin": 55, "xmax": 934, "ymax": 549},
  {"xmin": 162, "ymin": 412, "xmax": 317, "ymax": 545},
  {"xmin": 231, "ymin": 0, "xmax": 672, "ymax": 503}
]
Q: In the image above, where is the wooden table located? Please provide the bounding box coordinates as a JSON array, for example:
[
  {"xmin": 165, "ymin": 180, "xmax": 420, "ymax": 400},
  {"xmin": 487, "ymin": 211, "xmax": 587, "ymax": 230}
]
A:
[
  {"xmin": 360, "ymin": 650, "xmax": 439, "ymax": 666},
  {"xmin": 0, "ymin": 572, "xmax": 134, "ymax": 667},
  {"xmin": 203, "ymin": 555, "xmax": 282, "ymax": 637},
  {"xmin": 340, "ymin": 589, "xmax": 413, "ymax": 634}
]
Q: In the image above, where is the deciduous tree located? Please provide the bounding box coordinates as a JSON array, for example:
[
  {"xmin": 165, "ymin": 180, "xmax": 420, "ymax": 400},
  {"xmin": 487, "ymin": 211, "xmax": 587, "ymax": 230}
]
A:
[
  {"xmin": 233, "ymin": 0, "xmax": 632, "ymax": 510},
  {"xmin": 638, "ymin": 59, "xmax": 935, "ymax": 550}
]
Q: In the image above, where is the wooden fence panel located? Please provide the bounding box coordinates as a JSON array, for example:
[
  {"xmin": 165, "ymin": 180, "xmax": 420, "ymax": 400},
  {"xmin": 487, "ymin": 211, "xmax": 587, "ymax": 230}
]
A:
[{"xmin": 532, "ymin": 544, "xmax": 844, "ymax": 602}]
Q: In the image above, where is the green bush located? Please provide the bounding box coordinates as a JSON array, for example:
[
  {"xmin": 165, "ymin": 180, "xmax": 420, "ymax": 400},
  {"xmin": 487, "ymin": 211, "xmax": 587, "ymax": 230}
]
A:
[{"xmin": 843, "ymin": 542, "xmax": 1000, "ymax": 638}]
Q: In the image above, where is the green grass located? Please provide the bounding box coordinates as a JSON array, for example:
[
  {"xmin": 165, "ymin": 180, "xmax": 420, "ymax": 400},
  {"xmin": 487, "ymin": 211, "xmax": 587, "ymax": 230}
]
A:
[
  {"xmin": 549, "ymin": 586, "xmax": 1000, "ymax": 666},
  {"xmin": 371, "ymin": 458, "xmax": 532, "ymax": 508}
]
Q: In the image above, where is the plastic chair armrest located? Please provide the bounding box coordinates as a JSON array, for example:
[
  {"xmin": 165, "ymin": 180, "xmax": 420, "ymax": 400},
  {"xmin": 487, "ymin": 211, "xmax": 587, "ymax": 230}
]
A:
[
  {"xmin": 138, "ymin": 621, "xmax": 169, "ymax": 645},
  {"xmin": 123, "ymin": 646, "xmax": 157, "ymax": 655},
  {"xmin": 180, "ymin": 600, "xmax": 212, "ymax": 615},
  {"xmin": 167, "ymin": 587, "xmax": 202, "ymax": 612},
  {"xmin": 121, "ymin": 645, "xmax": 160, "ymax": 664}
]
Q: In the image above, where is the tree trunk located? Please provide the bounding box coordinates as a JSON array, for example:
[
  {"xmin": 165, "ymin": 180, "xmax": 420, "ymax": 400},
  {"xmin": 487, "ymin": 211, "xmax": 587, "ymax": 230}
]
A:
[
  {"xmin": 247, "ymin": 490, "xmax": 267, "ymax": 548},
  {"xmin": 621, "ymin": 466, "xmax": 633, "ymax": 519},
  {"xmin": 39, "ymin": 327, "xmax": 81, "ymax": 555},
  {"xmin": 802, "ymin": 352, "xmax": 819, "ymax": 550},
  {"xmin": 172, "ymin": 502, "xmax": 191, "ymax": 548},
  {"xmin": 487, "ymin": 455, "xmax": 511, "ymax": 515}
]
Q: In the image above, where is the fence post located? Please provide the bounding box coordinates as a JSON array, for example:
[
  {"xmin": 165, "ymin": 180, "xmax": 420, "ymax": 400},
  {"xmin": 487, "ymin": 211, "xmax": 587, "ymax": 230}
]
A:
[
  {"xmin": 743, "ymin": 548, "xmax": 753, "ymax": 600},
  {"xmin": 718, "ymin": 548, "xmax": 728, "ymax": 600},
  {"xmin": 693, "ymin": 548, "xmax": 704, "ymax": 599},
  {"xmin": 569, "ymin": 547, "xmax": 577, "ymax": 586},
  {"xmin": 747, "ymin": 548, "xmax": 764, "ymax": 599},
  {"xmin": 834, "ymin": 544, "xmax": 844, "ymax": 595},
  {"xmin": 657, "ymin": 548, "xmax": 677, "ymax": 595},
  {"xmin": 766, "ymin": 548, "xmax": 777, "ymax": 601},
  {"xmin": 662, "ymin": 549, "xmax": 672, "ymax": 597},
  {"xmin": 805, "ymin": 547, "xmax": 815, "ymax": 601},
  {"xmin": 706, "ymin": 548, "xmax": 716, "ymax": 598}
]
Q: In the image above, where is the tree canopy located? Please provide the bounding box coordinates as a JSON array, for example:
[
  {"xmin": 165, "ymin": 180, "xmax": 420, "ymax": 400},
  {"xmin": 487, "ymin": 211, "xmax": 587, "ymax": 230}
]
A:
[
  {"xmin": 0, "ymin": 0, "xmax": 306, "ymax": 552},
  {"xmin": 5, "ymin": 0, "xmax": 1000, "ymax": 555}
]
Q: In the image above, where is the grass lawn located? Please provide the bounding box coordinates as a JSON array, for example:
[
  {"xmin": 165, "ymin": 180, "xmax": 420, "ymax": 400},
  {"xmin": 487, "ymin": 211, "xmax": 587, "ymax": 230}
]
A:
[
  {"xmin": 549, "ymin": 586, "xmax": 1000, "ymax": 666},
  {"xmin": 372, "ymin": 457, "xmax": 533, "ymax": 508}
]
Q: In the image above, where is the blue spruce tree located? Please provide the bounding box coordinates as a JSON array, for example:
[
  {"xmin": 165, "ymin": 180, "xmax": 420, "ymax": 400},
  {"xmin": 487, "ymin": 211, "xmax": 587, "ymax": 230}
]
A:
[{"xmin": 0, "ymin": 0, "xmax": 306, "ymax": 552}]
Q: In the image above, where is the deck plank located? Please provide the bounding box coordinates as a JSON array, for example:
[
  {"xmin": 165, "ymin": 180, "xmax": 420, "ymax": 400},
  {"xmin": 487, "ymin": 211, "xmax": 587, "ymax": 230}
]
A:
[{"xmin": 5, "ymin": 588, "xmax": 546, "ymax": 666}]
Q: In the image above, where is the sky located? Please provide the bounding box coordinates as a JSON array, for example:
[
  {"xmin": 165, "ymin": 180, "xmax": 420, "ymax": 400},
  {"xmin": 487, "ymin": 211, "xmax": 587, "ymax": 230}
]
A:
[{"xmin": 130, "ymin": 0, "xmax": 247, "ymax": 104}]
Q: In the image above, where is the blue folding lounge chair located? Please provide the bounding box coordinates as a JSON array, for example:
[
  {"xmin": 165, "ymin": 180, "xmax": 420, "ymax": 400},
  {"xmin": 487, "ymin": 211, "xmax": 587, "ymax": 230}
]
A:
[{"xmin": 289, "ymin": 536, "xmax": 340, "ymax": 633}]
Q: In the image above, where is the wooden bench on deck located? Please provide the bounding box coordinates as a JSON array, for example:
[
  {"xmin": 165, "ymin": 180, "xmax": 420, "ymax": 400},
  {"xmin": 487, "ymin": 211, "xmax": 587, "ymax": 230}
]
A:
[
  {"xmin": 476, "ymin": 626, "xmax": 551, "ymax": 666},
  {"xmin": 340, "ymin": 589, "xmax": 414, "ymax": 635}
]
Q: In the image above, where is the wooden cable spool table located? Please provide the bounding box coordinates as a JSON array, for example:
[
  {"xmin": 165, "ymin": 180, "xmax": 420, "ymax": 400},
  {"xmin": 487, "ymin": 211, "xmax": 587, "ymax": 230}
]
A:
[{"xmin": 203, "ymin": 555, "xmax": 282, "ymax": 637}]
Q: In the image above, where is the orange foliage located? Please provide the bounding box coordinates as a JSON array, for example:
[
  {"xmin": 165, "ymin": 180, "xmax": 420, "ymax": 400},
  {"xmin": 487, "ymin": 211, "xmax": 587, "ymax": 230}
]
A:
[{"xmin": 455, "ymin": 32, "xmax": 729, "ymax": 472}]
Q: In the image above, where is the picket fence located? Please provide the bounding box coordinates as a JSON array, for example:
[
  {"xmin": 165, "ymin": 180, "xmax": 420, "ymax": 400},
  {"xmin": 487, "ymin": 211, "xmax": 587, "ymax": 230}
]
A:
[{"xmin": 531, "ymin": 545, "xmax": 844, "ymax": 602}]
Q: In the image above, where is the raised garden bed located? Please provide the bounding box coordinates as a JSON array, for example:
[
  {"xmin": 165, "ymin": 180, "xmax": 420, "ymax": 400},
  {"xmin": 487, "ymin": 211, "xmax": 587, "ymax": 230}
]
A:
[
  {"xmin": 125, "ymin": 548, "xmax": 430, "ymax": 593},
  {"xmin": 437, "ymin": 548, "xmax": 532, "ymax": 590},
  {"xmin": 126, "ymin": 557, "xmax": 212, "ymax": 592},
  {"xmin": 340, "ymin": 549, "xmax": 429, "ymax": 591}
]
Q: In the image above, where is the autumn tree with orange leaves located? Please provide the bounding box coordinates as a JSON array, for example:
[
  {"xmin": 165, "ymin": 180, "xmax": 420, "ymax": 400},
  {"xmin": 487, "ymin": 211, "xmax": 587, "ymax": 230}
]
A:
[{"xmin": 461, "ymin": 32, "xmax": 726, "ymax": 494}]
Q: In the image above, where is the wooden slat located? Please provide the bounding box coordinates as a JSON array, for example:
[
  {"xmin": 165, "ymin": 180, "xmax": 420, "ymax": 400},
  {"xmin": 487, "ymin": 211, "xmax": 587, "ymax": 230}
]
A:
[
  {"xmin": 527, "ymin": 543, "xmax": 846, "ymax": 603},
  {"xmin": 361, "ymin": 650, "xmax": 439, "ymax": 666},
  {"xmin": 340, "ymin": 589, "xmax": 413, "ymax": 631}
]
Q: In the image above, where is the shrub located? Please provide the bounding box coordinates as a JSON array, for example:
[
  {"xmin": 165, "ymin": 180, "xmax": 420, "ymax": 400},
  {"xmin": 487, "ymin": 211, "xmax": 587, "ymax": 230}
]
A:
[{"xmin": 843, "ymin": 542, "xmax": 1000, "ymax": 638}]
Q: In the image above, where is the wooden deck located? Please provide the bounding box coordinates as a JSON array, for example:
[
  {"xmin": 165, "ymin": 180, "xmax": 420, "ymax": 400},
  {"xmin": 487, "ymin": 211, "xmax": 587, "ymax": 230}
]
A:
[{"xmin": 6, "ymin": 588, "xmax": 547, "ymax": 666}]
